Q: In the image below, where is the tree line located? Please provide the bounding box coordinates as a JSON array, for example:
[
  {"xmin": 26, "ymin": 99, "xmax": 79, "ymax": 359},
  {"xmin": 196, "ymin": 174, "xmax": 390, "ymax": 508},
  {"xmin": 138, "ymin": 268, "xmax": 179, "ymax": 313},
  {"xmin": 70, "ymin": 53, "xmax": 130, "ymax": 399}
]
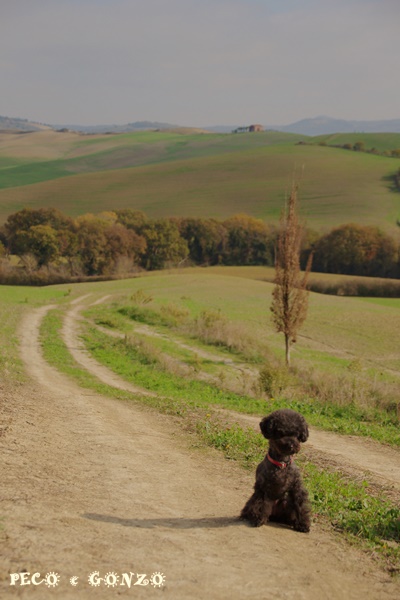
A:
[
  {"xmin": 301, "ymin": 138, "xmax": 400, "ymax": 159},
  {"xmin": 0, "ymin": 207, "xmax": 399, "ymax": 283}
]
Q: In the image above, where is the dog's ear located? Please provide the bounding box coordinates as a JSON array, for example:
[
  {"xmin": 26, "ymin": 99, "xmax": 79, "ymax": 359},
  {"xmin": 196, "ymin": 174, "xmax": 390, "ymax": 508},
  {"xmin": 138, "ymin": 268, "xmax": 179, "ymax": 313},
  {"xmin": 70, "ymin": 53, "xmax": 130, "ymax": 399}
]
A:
[
  {"xmin": 298, "ymin": 418, "xmax": 309, "ymax": 443},
  {"xmin": 259, "ymin": 415, "xmax": 274, "ymax": 439}
]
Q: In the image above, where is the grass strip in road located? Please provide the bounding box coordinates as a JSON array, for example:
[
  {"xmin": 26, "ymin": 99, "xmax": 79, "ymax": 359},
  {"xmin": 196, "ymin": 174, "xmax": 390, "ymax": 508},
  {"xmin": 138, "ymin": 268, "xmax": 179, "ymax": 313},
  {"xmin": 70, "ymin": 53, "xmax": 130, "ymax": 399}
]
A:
[{"xmin": 80, "ymin": 323, "xmax": 264, "ymax": 410}]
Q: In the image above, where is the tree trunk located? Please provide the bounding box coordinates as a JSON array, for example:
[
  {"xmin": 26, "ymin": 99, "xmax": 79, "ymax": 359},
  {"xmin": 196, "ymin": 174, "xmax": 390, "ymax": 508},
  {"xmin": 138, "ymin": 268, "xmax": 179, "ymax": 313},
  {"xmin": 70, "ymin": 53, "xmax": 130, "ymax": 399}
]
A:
[{"xmin": 285, "ymin": 334, "xmax": 291, "ymax": 367}]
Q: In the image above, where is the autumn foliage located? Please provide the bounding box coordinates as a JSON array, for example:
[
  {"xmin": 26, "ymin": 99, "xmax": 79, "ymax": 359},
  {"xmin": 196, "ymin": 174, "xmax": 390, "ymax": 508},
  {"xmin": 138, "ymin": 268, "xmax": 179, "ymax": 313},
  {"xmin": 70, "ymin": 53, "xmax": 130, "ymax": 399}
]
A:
[
  {"xmin": 0, "ymin": 206, "xmax": 399, "ymax": 286},
  {"xmin": 271, "ymin": 185, "xmax": 313, "ymax": 366}
]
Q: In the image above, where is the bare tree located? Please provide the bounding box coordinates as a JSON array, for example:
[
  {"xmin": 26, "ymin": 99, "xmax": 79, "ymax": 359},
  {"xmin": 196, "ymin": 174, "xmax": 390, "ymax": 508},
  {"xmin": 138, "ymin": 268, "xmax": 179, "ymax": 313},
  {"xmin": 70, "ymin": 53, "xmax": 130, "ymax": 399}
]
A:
[{"xmin": 271, "ymin": 183, "xmax": 312, "ymax": 366}]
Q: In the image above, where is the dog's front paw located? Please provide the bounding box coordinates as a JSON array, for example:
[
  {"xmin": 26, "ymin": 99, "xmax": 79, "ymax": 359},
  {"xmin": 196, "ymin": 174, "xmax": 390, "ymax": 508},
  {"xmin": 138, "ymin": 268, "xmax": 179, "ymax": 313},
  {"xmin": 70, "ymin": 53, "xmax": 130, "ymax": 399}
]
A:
[
  {"xmin": 252, "ymin": 519, "xmax": 265, "ymax": 527},
  {"xmin": 240, "ymin": 513, "xmax": 265, "ymax": 527},
  {"xmin": 293, "ymin": 522, "xmax": 310, "ymax": 533}
]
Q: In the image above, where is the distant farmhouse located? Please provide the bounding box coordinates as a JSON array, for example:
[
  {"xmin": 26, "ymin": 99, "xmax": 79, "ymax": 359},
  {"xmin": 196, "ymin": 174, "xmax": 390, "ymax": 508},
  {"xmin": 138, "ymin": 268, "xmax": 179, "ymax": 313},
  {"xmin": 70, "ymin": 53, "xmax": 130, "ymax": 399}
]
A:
[{"xmin": 233, "ymin": 124, "xmax": 264, "ymax": 133}]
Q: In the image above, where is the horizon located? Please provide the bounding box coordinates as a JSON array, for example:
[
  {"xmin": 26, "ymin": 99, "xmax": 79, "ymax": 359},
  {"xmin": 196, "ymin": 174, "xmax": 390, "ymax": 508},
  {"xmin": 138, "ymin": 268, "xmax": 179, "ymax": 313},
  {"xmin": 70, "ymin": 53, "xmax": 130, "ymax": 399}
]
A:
[{"xmin": 3, "ymin": 114, "xmax": 400, "ymax": 130}]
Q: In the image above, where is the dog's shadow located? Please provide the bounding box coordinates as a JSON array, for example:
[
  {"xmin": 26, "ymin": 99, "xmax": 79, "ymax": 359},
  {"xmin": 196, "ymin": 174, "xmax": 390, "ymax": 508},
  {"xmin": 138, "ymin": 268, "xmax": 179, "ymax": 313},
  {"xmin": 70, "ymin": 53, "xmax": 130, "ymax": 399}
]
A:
[{"xmin": 82, "ymin": 513, "xmax": 243, "ymax": 529}]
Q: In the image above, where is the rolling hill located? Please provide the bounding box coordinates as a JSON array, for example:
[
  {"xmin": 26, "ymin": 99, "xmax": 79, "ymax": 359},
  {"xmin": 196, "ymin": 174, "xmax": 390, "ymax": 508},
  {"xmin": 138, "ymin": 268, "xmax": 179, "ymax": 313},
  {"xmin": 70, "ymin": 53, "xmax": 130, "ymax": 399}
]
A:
[
  {"xmin": 0, "ymin": 115, "xmax": 51, "ymax": 133},
  {"xmin": 270, "ymin": 116, "xmax": 400, "ymax": 136},
  {"xmin": 0, "ymin": 129, "xmax": 399, "ymax": 233}
]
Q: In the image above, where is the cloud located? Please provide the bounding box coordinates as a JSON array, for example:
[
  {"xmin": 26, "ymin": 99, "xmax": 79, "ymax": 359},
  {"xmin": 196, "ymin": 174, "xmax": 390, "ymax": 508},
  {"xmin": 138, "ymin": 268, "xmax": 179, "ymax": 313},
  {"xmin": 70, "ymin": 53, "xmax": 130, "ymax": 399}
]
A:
[{"xmin": 0, "ymin": 0, "xmax": 399, "ymax": 125}]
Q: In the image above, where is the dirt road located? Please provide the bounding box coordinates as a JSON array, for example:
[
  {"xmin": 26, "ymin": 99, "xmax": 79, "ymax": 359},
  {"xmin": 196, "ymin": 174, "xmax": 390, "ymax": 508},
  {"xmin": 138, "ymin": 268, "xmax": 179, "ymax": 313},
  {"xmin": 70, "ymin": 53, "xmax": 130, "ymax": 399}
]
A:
[{"xmin": 1, "ymin": 300, "xmax": 399, "ymax": 599}]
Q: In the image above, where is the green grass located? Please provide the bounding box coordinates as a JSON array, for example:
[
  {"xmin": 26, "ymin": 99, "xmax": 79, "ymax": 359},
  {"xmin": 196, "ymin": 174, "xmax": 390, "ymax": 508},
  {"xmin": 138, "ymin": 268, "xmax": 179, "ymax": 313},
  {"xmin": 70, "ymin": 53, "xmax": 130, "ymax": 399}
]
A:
[
  {"xmin": 0, "ymin": 160, "xmax": 72, "ymax": 189},
  {"xmin": 0, "ymin": 130, "xmax": 399, "ymax": 233},
  {"xmin": 0, "ymin": 156, "xmax": 31, "ymax": 169},
  {"xmin": 359, "ymin": 297, "xmax": 400, "ymax": 308}
]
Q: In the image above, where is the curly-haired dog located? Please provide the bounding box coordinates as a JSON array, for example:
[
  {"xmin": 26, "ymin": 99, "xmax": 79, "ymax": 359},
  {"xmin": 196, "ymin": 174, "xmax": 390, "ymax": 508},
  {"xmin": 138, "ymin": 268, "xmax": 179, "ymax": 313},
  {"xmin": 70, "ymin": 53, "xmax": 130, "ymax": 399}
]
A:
[{"xmin": 240, "ymin": 408, "xmax": 311, "ymax": 532}]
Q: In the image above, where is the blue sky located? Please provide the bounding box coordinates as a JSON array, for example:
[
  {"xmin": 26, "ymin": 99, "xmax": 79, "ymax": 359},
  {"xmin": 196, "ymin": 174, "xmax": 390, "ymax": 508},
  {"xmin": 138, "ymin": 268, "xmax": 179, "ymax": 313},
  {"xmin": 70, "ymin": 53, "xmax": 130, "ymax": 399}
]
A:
[{"xmin": 1, "ymin": 0, "xmax": 399, "ymax": 126}]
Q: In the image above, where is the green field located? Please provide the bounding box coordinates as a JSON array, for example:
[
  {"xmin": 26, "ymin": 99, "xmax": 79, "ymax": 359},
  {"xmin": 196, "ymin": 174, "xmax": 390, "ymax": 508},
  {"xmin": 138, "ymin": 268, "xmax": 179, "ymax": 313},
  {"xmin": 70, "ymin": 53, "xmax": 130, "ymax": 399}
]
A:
[{"xmin": 0, "ymin": 129, "xmax": 399, "ymax": 233}]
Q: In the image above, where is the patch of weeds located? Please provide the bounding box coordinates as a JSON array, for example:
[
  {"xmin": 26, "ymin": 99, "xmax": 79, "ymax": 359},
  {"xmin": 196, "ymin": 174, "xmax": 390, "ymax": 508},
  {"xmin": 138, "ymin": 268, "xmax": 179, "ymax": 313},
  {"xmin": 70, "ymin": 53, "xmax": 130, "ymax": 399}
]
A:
[
  {"xmin": 189, "ymin": 308, "xmax": 264, "ymax": 361},
  {"xmin": 96, "ymin": 317, "xmax": 120, "ymax": 329},
  {"xmin": 304, "ymin": 462, "xmax": 400, "ymax": 568},
  {"xmin": 197, "ymin": 418, "xmax": 265, "ymax": 468},
  {"xmin": 160, "ymin": 303, "xmax": 190, "ymax": 326},
  {"xmin": 259, "ymin": 361, "xmax": 293, "ymax": 397},
  {"xmin": 118, "ymin": 304, "xmax": 176, "ymax": 327},
  {"xmin": 280, "ymin": 397, "xmax": 400, "ymax": 446},
  {"xmin": 83, "ymin": 304, "xmax": 134, "ymax": 333},
  {"xmin": 131, "ymin": 289, "xmax": 153, "ymax": 305}
]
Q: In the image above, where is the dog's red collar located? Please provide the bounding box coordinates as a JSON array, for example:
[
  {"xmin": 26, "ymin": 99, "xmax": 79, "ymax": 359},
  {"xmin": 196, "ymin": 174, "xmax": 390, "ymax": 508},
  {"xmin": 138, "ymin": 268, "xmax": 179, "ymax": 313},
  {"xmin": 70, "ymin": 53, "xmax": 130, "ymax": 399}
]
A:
[{"xmin": 267, "ymin": 454, "xmax": 293, "ymax": 469}]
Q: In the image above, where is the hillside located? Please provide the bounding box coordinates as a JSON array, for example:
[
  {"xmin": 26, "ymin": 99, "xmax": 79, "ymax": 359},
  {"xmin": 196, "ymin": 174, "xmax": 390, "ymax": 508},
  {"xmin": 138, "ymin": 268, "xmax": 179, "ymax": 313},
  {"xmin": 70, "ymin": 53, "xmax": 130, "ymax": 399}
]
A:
[
  {"xmin": 270, "ymin": 116, "xmax": 400, "ymax": 136},
  {"xmin": 0, "ymin": 115, "xmax": 51, "ymax": 133},
  {"xmin": 0, "ymin": 129, "xmax": 399, "ymax": 232}
]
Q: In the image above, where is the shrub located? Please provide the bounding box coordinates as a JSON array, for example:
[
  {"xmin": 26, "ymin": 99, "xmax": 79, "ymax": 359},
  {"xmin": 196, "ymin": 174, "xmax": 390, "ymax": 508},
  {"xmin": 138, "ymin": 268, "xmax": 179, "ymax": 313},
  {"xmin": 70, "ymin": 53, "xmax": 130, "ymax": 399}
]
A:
[
  {"xmin": 190, "ymin": 309, "xmax": 262, "ymax": 359},
  {"xmin": 160, "ymin": 303, "xmax": 190, "ymax": 325},
  {"xmin": 259, "ymin": 362, "xmax": 292, "ymax": 397},
  {"xmin": 131, "ymin": 289, "xmax": 153, "ymax": 305}
]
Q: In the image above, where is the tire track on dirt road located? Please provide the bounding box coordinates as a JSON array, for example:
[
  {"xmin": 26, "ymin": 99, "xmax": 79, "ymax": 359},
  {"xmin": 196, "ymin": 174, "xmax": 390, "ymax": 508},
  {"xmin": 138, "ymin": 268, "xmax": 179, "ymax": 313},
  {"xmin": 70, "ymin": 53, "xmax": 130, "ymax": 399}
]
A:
[{"xmin": 62, "ymin": 300, "xmax": 156, "ymax": 397}]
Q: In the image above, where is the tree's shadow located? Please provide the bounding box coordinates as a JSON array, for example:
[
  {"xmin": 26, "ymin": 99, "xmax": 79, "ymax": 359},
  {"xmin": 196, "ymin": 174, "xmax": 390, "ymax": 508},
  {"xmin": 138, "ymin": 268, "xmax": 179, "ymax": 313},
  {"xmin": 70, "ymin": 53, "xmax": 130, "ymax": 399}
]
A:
[
  {"xmin": 82, "ymin": 513, "xmax": 243, "ymax": 529},
  {"xmin": 382, "ymin": 173, "xmax": 400, "ymax": 193}
]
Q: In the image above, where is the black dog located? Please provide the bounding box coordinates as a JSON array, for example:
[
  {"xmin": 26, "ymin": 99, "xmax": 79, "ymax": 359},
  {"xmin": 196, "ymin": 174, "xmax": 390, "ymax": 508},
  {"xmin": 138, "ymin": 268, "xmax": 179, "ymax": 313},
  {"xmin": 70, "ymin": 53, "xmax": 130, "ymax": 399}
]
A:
[{"xmin": 240, "ymin": 409, "xmax": 311, "ymax": 532}]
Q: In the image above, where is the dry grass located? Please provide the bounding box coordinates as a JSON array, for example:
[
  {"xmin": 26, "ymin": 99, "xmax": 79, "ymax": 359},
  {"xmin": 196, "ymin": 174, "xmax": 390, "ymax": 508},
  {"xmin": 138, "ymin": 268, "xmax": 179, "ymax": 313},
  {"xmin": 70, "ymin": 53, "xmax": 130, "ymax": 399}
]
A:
[{"xmin": 0, "ymin": 130, "xmax": 83, "ymax": 160}]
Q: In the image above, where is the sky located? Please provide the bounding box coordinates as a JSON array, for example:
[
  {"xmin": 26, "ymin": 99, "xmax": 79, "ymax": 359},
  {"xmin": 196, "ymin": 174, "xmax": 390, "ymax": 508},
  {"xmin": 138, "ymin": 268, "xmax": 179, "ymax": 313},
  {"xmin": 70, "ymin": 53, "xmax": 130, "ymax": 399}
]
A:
[{"xmin": 1, "ymin": 0, "xmax": 399, "ymax": 127}]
